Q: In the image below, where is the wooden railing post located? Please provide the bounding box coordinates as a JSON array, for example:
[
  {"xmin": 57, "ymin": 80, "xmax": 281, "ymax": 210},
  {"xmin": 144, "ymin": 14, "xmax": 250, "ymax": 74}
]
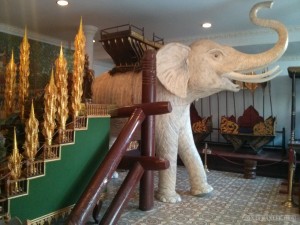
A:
[{"xmin": 140, "ymin": 49, "xmax": 156, "ymax": 210}]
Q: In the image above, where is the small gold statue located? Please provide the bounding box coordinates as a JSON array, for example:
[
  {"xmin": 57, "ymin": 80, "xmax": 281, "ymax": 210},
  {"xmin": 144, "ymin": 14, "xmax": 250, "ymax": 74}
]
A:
[
  {"xmin": 4, "ymin": 51, "xmax": 17, "ymax": 117},
  {"xmin": 7, "ymin": 127, "xmax": 23, "ymax": 194},
  {"xmin": 72, "ymin": 18, "xmax": 86, "ymax": 117},
  {"xmin": 18, "ymin": 27, "xmax": 30, "ymax": 121},
  {"xmin": 55, "ymin": 46, "xmax": 69, "ymax": 133},
  {"xmin": 23, "ymin": 101, "xmax": 39, "ymax": 175},
  {"xmin": 43, "ymin": 70, "xmax": 57, "ymax": 157}
]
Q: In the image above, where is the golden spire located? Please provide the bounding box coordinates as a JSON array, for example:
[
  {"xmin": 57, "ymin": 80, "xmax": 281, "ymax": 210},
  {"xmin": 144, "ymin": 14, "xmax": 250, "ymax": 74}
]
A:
[
  {"xmin": 23, "ymin": 101, "xmax": 39, "ymax": 164},
  {"xmin": 79, "ymin": 16, "xmax": 83, "ymax": 34},
  {"xmin": 4, "ymin": 50, "xmax": 17, "ymax": 117},
  {"xmin": 43, "ymin": 69, "xmax": 57, "ymax": 146},
  {"xmin": 60, "ymin": 43, "xmax": 63, "ymax": 57},
  {"xmin": 13, "ymin": 127, "xmax": 18, "ymax": 157},
  {"xmin": 71, "ymin": 18, "xmax": 86, "ymax": 117},
  {"xmin": 8, "ymin": 127, "xmax": 23, "ymax": 180},
  {"xmin": 55, "ymin": 45, "xmax": 68, "ymax": 131},
  {"xmin": 18, "ymin": 26, "xmax": 31, "ymax": 121}
]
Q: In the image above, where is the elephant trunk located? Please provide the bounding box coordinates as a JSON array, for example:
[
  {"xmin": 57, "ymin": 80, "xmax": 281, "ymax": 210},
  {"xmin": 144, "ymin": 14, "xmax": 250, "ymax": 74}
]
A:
[{"xmin": 234, "ymin": 1, "xmax": 288, "ymax": 73}]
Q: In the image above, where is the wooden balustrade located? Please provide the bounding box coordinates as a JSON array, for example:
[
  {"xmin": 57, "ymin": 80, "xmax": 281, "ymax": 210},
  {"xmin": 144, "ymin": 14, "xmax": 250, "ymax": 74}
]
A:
[
  {"xmin": 67, "ymin": 108, "xmax": 146, "ymax": 224},
  {"xmin": 74, "ymin": 116, "xmax": 87, "ymax": 130},
  {"xmin": 59, "ymin": 129, "xmax": 74, "ymax": 144},
  {"xmin": 5, "ymin": 178, "xmax": 27, "ymax": 197},
  {"xmin": 85, "ymin": 104, "xmax": 112, "ymax": 117},
  {"xmin": 43, "ymin": 144, "xmax": 60, "ymax": 160},
  {"xmin": 24, "ymin": 160, "xmax": 45, "ymax": 177}
]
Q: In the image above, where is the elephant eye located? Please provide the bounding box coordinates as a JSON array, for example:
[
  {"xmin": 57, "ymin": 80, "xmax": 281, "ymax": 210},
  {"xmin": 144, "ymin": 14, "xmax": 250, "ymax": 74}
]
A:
[{"xmin": 209, "ymin": 49, "xmax": 224, "ymax": 60}]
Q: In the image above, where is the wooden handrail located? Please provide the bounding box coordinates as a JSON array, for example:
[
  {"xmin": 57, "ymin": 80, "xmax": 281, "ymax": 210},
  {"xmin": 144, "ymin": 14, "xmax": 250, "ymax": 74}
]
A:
[
  {"xmin": 110, "ymin": 101, "xmax": 172, "ymax": 118},
  {"xmin": 100, "ymin": 162, "xmax": 144, "ymax": 224},
  {"xmin": 118, "ymin": 155, "xmax": 170, "ymax": 171},
  {"xmin": 67, "ymin": 108, "xmax": 146, "ymax": 225}
]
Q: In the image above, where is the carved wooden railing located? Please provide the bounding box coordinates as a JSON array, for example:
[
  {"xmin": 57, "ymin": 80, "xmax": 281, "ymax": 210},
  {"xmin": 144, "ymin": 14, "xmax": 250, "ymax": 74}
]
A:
[
  {"xmin": 67, "ymin": 50, "xmax": 171, "ymax": 224},
  {"xmin": 67, "ymin": 102, "xmax": 171, "ymax": 224}
]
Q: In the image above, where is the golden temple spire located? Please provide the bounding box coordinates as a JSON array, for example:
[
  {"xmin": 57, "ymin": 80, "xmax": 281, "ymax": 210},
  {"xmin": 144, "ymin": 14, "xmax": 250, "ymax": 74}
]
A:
[
  {"xmin": 23, "ymin": 101, "xmax": 39, "ymax": 165},
  {"xmin": 60, "ymin": 44, "xmax": 63, "ymax": 57},
  {"xmin": 50, "ymin": 68, "xmax": 55, "ymax": 86},
  {"xmin": 18, "ymin": 26, "xmax": 31, "ymax": 121},
  {"xmin": 4, "ymin": 50, "xmax": 17, "ymax": 117},
  {"xmin": 8, "ymin": 127, "xmax": 23, "ymax": 180},
  {"xmin": 13, "ymin": 127, "xmax": 18, "ymax": 157},
  {"xmin": 43, "ymin": 69, "xmax": 57, "ymax": 146},
  {"xmin": 79, "ymin": 17, "xmax": 83, "ymax": 33},
  {"xmin": 55, "ymin": 45, "xmax": 68, "ymax": 131},
  {"xmin": 30, "ymin": 100, "xmax": 35, "ymax": 117},
  {"xmin": 71, "ymin": 18, "xmax": 86, "ymax": 117}
]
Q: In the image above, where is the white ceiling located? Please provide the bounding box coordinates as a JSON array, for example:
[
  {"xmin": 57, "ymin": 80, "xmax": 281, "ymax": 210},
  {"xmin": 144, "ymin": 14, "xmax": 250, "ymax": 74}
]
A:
[{"xmin": 0, "ymin": 0, "xmax": 299, "ymax": 65}]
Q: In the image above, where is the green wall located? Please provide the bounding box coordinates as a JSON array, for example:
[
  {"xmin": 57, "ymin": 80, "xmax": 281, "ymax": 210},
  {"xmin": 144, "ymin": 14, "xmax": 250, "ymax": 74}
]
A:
[{"xmin": 9, "ymin": 117, "xmax": 110, "ymax": 222}]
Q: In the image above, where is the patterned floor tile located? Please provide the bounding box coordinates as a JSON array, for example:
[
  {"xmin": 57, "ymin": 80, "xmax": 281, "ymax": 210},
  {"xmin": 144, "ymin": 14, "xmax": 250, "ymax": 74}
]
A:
[{"xmin": 95, "ymin": 166, "xmax": 300, "ymax": 225}]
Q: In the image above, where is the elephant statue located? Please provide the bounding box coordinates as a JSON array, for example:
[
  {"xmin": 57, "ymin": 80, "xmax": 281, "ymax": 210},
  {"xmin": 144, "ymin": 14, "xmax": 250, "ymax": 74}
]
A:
[{"xmin": 92, "ymin": 1, "xmax": 288, "ymax": 203}]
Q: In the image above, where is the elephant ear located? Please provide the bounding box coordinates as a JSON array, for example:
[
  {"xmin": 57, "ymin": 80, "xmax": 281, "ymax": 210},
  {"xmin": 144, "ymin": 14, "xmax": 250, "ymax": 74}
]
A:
[{"xmin": 156, "ymin": 43, "xmax": 191, "ymax": 98}]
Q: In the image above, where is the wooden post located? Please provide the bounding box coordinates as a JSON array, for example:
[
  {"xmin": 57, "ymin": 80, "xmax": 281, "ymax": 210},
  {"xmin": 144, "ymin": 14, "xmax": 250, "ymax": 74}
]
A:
[
  {"xmin": 244, "ymin": 159, "xmax": 257, "ymax": 179},
  {"xmin": 140, "ymin": 50, "xmax": 156, "ymax": 210}
]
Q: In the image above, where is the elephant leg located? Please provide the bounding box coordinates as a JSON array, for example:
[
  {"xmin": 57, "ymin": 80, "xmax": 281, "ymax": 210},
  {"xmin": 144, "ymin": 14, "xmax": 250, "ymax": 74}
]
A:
[
  {"xmin": 155, "ymin": 148, "xmax": 181, "ymax": 203},
  {"xmin": 178, "ymin": 122, "xmax": 213, "ymax": 196},
  {"xmin": 155, "ymin": 121, "xmax": 181, "ymax": 203}
]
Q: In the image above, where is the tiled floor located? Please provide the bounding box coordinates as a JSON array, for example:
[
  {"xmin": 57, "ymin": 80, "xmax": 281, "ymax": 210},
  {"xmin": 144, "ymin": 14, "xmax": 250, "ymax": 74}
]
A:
[{"xmin": 96, "ymin": 166, "xmax": 300, "ymax": 225}]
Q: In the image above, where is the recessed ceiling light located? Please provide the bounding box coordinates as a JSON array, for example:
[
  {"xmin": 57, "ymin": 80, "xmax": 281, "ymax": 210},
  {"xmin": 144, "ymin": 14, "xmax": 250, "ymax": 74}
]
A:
[
  {"xmin": 202, "ymin": 22, "xmax": 212, "ymax": 28},
  {"xmin": 57, "ymin": 0, "xmax": 69, "ymax": 6},
  {"xmin": 93, "ymin": 39, "xmax": 96, "ymax": 43}
]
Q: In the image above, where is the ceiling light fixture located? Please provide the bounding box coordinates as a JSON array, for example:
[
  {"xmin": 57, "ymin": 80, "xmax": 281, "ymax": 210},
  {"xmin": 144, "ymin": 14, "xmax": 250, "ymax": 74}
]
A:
[
  {"xmin": 57, "ymin": 0, "xmax": 69, "ymax": 6},
  {"xmin": 202, "ymin": 22, "xmax": 212, "ymax": 28}
]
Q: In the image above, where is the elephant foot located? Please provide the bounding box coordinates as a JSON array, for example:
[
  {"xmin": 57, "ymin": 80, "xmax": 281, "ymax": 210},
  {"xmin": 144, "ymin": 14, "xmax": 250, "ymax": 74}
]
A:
[
  {"xmin": 155, "ymin": 191, "xmax": 182, "ymax": 203},
  {"xmin": 190, "ymin": 183, "xmax": 213, "ymax": 197}
]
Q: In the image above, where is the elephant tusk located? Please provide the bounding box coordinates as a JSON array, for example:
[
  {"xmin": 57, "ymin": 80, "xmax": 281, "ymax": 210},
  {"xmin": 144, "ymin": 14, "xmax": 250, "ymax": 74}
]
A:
[
  {"xmin": 223, "ymin": 65, "xmax": 281, "ymax": 83},
  {"xmin": 244, "ymin": 69, "xmax": 282, "ymax": 83}
]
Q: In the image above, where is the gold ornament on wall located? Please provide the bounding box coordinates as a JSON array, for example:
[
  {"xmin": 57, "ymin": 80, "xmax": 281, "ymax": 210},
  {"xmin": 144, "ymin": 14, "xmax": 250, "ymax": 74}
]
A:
[
  {"xmin": 4, "ymin": 51, "xmax": 17, "ymax": 117},
  {"xmin": 23, "ymin": 101, "xmax": 39, "ymax": 175},
  {"xmin": 72, "ymin": 18, "xmax": 86, "ymax": 117},
  {"xmin": 55, "ymin": 46, "xmax": 69, "ymax": 131},
  {"xmin": 43, "ymin": 69, "xmax": 57, "ymax": 146},
  {"xmin": 18, "ymin": 27, "xmax": 30, "ymax": 121}
]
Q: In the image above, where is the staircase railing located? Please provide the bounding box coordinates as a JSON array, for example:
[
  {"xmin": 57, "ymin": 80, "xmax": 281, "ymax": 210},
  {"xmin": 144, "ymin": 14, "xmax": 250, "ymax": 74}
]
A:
[
  {"xmin": 67, "ymin": 102, "xmax": 171, "ymax": 224},
  {"xmin": 67, "ymin": 50, "xmax": 171, "ymax": 224},
  {"xmin": 67, "ymin": 107, "xmax": 144, "ymax": 225}
]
